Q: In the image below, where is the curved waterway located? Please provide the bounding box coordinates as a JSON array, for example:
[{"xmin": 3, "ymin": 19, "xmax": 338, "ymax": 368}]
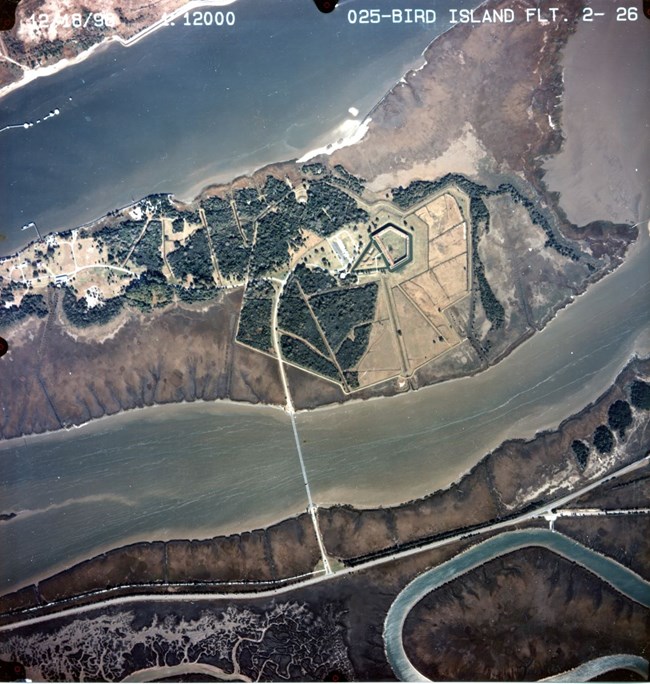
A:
[
  {"xmin": 0, "ymin": 0, "xmax": 480, "ymax": 255},
  {"xmin": 0, "ymin": 234, "xmax": 648, "ymax": 592},
  {"xmin": 542, "ymin": 655, "xmax": 650, "ymax": 682},
  {"xmin": 383, "ymin": 528, "xmax": 650, "ymax": 682}
]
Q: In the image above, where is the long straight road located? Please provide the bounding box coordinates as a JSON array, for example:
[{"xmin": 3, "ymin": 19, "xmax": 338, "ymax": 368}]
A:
[
  {"xmin": 271, "ymin": 276, "xmax": 332, "ymax": 575},
  {"xmin": 3, "ymin": 456, "xmax": 647, "ymax": 633}
]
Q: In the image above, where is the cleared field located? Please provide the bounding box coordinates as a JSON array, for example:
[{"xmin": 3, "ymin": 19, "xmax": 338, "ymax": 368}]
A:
[
  {"xmin": 428, "ymin": 222, "xmax": 466, "ymax": 269},
  {"xmin": 399, "ymin": 278, "xmax": 462, "ymax": 347},
  {"xmin": 402, "ymin": 270, "xmax": 451, "ymax": 309},
  {"xmin": 415, "ymin": 193, "xmax": 464, "ymax": 238},
  {"xmin": 432, "ymin": 253, "xmax": 468, "ymax": 302},
  {"xmin": 356, "ymin": 285, "xmax": 402, "ymax": 386},
  {"xmin": 392, "ymin": 286, "xmax": 440, "ymax": 370}
]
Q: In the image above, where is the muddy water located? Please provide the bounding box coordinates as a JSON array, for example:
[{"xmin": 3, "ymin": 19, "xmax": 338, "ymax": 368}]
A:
[
  {"xmin": 1, "ymin": 233, "xmax": 648, "ymax": 592},
  {"xmin": 543, "ymin": 2, "xmax": 650, "ymax": 226},
  {"xmin": 298, "ymin": 233, "xmax": 650, "ymax": 505}
]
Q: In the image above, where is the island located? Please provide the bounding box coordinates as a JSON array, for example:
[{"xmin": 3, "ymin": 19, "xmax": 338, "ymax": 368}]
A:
[{"xmin": 0, "ymin": 0, "xmax": 648, "ymax": 681}]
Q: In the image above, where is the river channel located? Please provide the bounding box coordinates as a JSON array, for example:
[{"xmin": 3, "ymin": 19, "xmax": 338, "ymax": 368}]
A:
[
  {"xmin": 383, "ymin": 528, "xmax": 650, "ymax": 682},
  {"xmin": 0, "ymin": 231, "xmax": 648, "ymax": 592}
]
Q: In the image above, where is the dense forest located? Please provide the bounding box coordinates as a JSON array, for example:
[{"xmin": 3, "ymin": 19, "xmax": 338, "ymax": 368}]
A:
[
  {"xmin": 123, "ymin": 270, "xmax": 175, "ymax": 312},
  {"xmin": 278, "ymin": 279, "xmax": 328, "ymax": 355},
  {"xmin": 131, "ymin": 221, "xmax": 164, "ymax": 272},
  {"xmin": 332, "ymin": 165, "xmax": 366, "ymax": 195},
  {"xmin": 236, "ymin": 279, "xmax": 275, "ymax": 354},
  {"xmin": 0, "ymin": 293, "xmax": 48, "ymax": 327},
  {"xmin": 302, "ymin": 181, "xmax": 368, "ymax": 237},
  {"xmin": 94, "ymin": 219, "xmax": 144, "ymax": 264},
  {"xmin": 281, "ymin": 334, "xmax": 340, "ymax": 382},
  {"xmin": 250, "ymin": 178, "xmax": 304, "ymax": 277},
  {"xmin": 167, "ymin": 229, "xmax": 214, "ymax": 287},
  {"xmin": 630, "ymin": 379, "xmax": 650, "ymax": 410},
  {"xmin": 202, "ymin": 196, "xmax": 250, "ymax": 279},
  {"xmin": 62, "ymin": 286, "xmax": 124, "ymax": 328},
  {"xmin": 294, "ymin": 264, "xmax": 340, "ymax": 295},
  {"xmin": 337, "ymin": 323, "xmax": 372, "ymax": 372},
  {"xmin": 569, "ymin": 377, "xmax": 648, "ymax": 467},
  {"xmin": 593, "ymin": 424, "xmax": 614, "ymax": 454},
  {"xmin": 310, "ymin": 282, "xmax": 378, "ymax": 351},
  {"xmin": 273, "ymin": 266, "xmax": 376, "ymax": 384}
]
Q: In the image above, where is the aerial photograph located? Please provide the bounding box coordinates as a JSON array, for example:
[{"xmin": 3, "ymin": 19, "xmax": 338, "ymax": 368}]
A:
[{"xmin": 0, "ymin": 0, "xmax": 648, "ymax": 680}]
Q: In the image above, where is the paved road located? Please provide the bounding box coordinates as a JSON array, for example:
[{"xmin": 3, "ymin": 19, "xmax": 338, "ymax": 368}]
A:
[{"xmin": 1, "ymin": 456, "xmax": 647, "ymax": 632}]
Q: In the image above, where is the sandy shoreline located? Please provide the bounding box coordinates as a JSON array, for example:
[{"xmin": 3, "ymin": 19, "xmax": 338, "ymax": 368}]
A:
[{"xmin": 0, "ymin": 0, "xmax": 238, "ymax": 102}]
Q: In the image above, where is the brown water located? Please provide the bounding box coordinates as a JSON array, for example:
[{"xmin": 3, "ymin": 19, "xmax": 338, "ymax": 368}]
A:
[
  {"xmin": 1, "ymin": 232, "xmax": 648, "ymax": 593},
  {"xmin": 543, "ymin": 2, "xmax": 650, "ymax": 226}
]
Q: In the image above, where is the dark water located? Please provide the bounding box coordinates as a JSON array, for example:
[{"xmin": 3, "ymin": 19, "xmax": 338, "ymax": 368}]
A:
[{"xmin": 0, "ymin": 0, "xmax": 478, "ymax": 255}]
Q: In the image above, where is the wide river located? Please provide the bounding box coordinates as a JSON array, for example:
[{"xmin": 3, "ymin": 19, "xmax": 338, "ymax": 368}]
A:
[
  {"xmin": 1, "ymin": 230, "xmax": 648, "ymax": 591},
  {"xmin": 1, "ymin": 0, "xmax": 649, "ymax": 593},
  {"xmin": 0, "ymin": 0, "xmax": 479, "ymax": 256}
]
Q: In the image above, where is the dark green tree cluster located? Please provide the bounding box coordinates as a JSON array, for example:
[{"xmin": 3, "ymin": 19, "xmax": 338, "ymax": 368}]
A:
[
  {"xmin": 250, "ymin": 192, "xmax": 304, "ymax": 277},
  {"xmin": 0, "ymin": 285, "xmax": 15, "ymax": 303},
  {"xmin": 233, "ymin": 187, "xmax": 266, "ymax": 241},
  {"xmin": 302, "ymin": 181, "xmax": 368, "ymax": 236},
  {"xmin": 278, "ymin": 280, "xmax": 327, "ymax": 355},
  {"xmin": 392, "ymin": 173, "xmax": 582, "ymax": 261},
  {"xmin": 274, "ymin": 271, "xmax": 376, "ymax": 383},
  {"xmin": 171, "ymin": 218, "xmax": 185, "ymax": 234},
  {"xmin": 263, "ymin": 175, "xmax": 291, "ymax": 203},
  {"xmin": 392, "ymin": 179, "xmax": 445, "ymax": 209},
  {"xmin": 332, "ymin": 165, "xmax": 366, "ymax": 195},
  {"xmin": 237, "ymin": 279, "xmax": 275, "ymax": 353},
  {"xmin": 62, "ymin": 287, "xmax": 123, "ymax": 328},
  {"xmin": 176, "ymin": 286, "xmax": 219, "ymax": 304},
  {"xmin": 608, "ymin": 399, "xmax": 633, "ymax": 438},
  {"xmin": 345, "ymin": 370, "xmax": 360, "ymax": 389},
  {"xmin": 301, "ymin": 163, "xmax": 328, "ymax": 177},
  {"xmin": 336, "ymin": 323, "xmax": 372, "ymax": 371},
  {"xmin": 149, "ymin": 194, "xmax": 201, "ymax": 229},
  {"xmin": 202, "ymin": 196, "xmax": 250, "ymax": 279},
  {"xmin": 294, "ymin": 264, "xmax": 339, "ymax": 295},
  {"xmin": 310, "ymin": 282, "xmax": 378, "ymax": 350},
  {"xmin": 630, "ymin": 379, "xmax": 650, "ymax": 410},
  {"xmin": 234, "ymin": 188, "xmax": 266, "ymax": 220},
  {"xmin": 0, "ymin": 293, "xmax": 48, "ymax": 327},
  {"xmin": 496, "ymin": 183, "xmax": 580, "ymax": 261},
  {"xmin": 281, "ymin": 334, "xmax": 340, "ymax": 382},
  {"xmin": 131, "ymin": 220, "xmax": 164, "ymax": 271},
  {"xmin": 95, "ymin": 219, "xmax": 144, "ymax": 263},
  {"xmin": 123, "ymin": 270, "xmax": 175, "ymax": 312},
  {"xmin": 391, "ymin": 173, "xmax": 483, "ymax": 209},
  {"xmin": 571, "ymin": 439, "xmax": 590, "ymax": 470},
  {"xmin": 470, "ymin": 197, "xmax": 504, "ymax": 330},
  {"xmin": 593, "ymin": 424, "xmax": 614, "ymax": 454},
  {"xmin": 167, "ymin": 229, "xmax": 214, "ymax": 287}
]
